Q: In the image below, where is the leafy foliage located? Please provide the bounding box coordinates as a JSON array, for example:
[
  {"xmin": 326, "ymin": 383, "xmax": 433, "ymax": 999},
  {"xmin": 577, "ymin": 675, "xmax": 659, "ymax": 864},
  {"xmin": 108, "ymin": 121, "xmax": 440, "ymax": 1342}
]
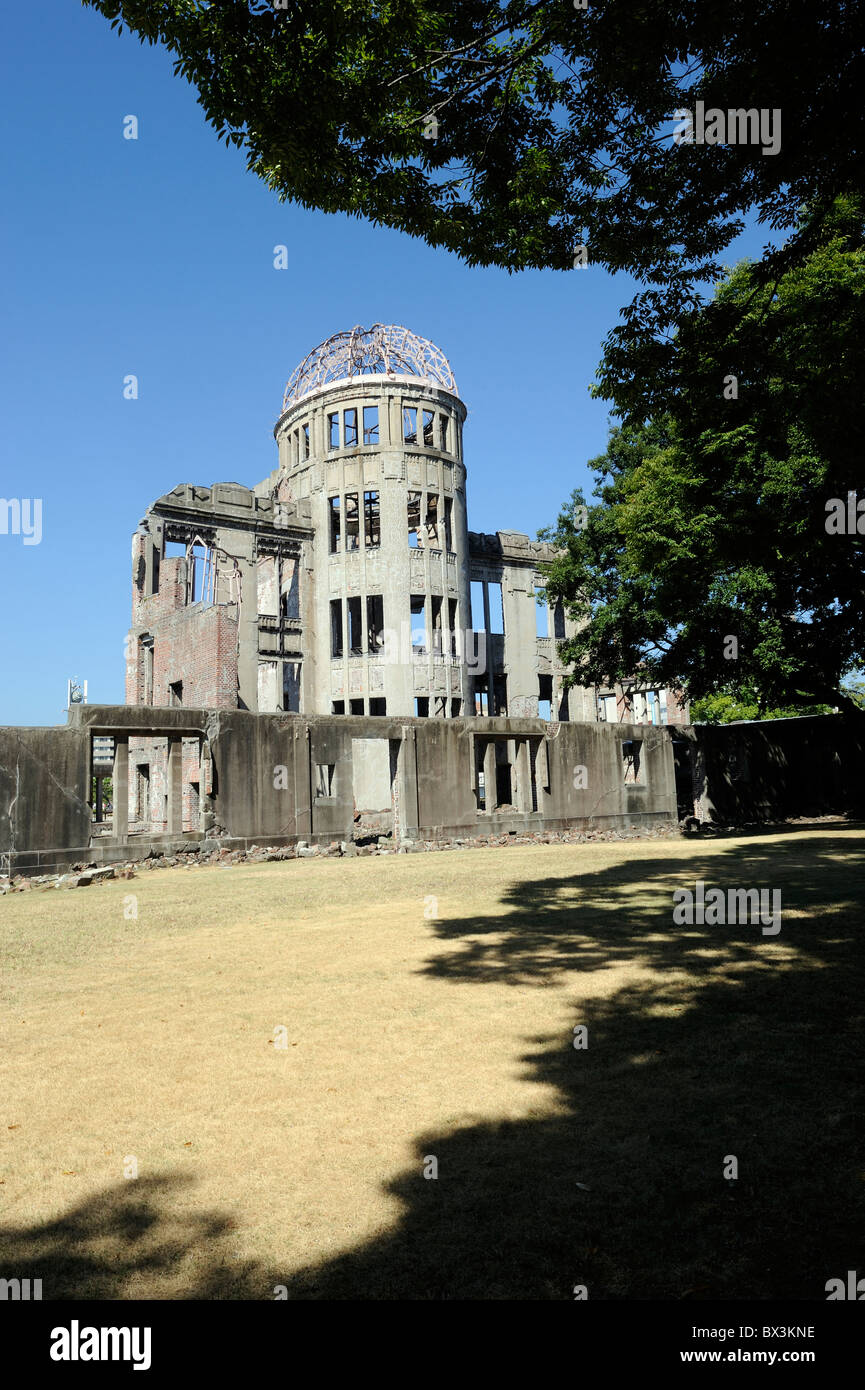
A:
[
  {"xmin": 540, "ymin": 199, "xmax": 865, "ymax": 713},
  {"xmin": 82, "ymin": 0, "xmax": 865, "ymax": 407}
]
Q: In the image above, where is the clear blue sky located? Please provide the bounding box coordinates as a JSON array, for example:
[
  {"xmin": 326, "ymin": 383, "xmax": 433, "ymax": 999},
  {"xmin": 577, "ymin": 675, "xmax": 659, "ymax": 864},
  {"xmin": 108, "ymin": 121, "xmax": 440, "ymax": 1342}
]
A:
[{"xmin": 0, "ymin": 1, "xmax": 777, "ymax": 726}]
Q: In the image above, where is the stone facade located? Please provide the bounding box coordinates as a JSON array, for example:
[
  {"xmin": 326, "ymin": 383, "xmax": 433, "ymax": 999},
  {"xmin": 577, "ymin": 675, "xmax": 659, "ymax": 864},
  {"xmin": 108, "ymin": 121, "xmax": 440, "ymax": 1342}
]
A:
[{"xmin": 124, "ymin": 326, "xmax": 687, "ymax": 736}]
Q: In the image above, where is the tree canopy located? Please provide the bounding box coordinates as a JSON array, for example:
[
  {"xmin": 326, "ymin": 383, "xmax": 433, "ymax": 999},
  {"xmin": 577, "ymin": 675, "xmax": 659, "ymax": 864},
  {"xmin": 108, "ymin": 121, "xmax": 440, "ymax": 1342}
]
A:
[
  {"xmin": 539, "ymin": 197, "xmax": 865, "ymax": 713},
  {"xmin": 83, "ymin": 0, "xmax": 865, "ymax": 409}
]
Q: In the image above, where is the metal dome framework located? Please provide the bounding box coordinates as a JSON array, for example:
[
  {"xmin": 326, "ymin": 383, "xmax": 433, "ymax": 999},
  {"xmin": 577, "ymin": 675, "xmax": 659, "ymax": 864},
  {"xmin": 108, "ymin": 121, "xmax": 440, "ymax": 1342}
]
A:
[{"xmin": 282, "ymin": 324, "xmax": 458, "ymax": 411}]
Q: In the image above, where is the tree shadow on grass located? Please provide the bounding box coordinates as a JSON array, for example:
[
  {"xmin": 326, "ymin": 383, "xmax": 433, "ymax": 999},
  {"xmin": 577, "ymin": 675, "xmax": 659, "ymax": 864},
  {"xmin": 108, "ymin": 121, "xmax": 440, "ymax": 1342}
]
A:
[
  {"xmin": 0, "ymin": 1174, "xmax": 277, "ymax": 1300},
  {"xmin": 283, "ymin": 828, "xmax": 865, "ymax": 1298},
  {"xmin": 3, "ymin": 827, "xmax": 863, "ymax": 1299}
]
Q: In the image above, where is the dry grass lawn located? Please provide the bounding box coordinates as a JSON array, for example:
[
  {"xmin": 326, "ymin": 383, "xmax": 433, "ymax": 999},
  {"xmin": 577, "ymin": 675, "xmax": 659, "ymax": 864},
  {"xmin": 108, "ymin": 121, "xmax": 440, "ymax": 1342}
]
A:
[{"xmin": 1, "ymin": 824, "xmax": 863, "ymax": 1299}]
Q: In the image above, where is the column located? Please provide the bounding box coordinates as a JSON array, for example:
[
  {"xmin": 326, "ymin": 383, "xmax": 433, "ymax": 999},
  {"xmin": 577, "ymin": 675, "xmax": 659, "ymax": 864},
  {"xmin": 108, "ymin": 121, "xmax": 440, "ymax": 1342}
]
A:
[
  {"xmin": 113, "ymin": 736, "xmax": 129, "ymax": 844},
  {"xmin": 167, "ymin": 736, "xmax": 183, "ymax": 835}
]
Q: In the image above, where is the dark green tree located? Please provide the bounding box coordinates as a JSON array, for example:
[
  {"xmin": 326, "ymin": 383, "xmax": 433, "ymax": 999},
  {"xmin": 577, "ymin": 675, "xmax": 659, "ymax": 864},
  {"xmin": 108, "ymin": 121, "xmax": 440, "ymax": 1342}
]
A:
[
  {"xmin": 540, "ymin": 198, "xmax": 865, "ymax": 714},
  {"xmin": 83, "ymin": 0, "xmax": 865, "ymax": 407}
]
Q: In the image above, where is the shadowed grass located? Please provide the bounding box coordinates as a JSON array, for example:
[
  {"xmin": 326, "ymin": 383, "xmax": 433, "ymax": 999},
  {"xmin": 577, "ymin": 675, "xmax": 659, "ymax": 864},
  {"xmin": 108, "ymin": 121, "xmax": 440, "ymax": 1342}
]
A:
[{"xmin": 1, "ymin": 825, "xmax": 862, "ymax": 1298}]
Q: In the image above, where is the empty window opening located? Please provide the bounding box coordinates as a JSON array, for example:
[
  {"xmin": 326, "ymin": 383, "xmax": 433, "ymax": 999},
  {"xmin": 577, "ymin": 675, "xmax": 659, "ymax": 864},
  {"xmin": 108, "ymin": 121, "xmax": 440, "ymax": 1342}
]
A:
[
  {"xmin": 422, "ymin": 409, "xmax": 435, "ymax": 447},
  {"xmin": 328, "ymin": 412, "xmax": 340, "ymax": 449},
  {"xmin": 448, "ymin": 598, "xmax": 458, "ymax": 657},
  {"xmin": 470, "ymin": 580, "xmax": 486, "ymax": 631},
  {"xmin": 598, "ymin": 693, "xmax": 618, "ymax": 723},
  {"xmin": 283, "ymin": 661, "xmax": 301, "ymax": 713},
  {"xmin": 332, "ymin": 700, "xmax": 345, "ymax": 714},
  {"xmin": 433, "ymin": 695, "xmax": 447, "ymax": 718},
  {"xmin": 151, "ymin": 548, "xmax": 160, "ymax": 595},
  {"xmin": 139, "ymin": 636, "xmax": 154, "ymax": 704},
  {"xmin": 343, "ymin": 408, "xmax": 358, "ymax": 448},
  {"xmin": 364, "ymin": 490, "xmax": 380, "ymax": 547},
  {"xmin": 488, "ymin": 582, "xmax": 504, "ymax": 635},
  {"xmin": 136, "ymin": 764, "xmax": 150, "ymax": 821},
  {"xmin": 188, "ymin": 540, "xmax": 214, "ymax": 605},
  {"xmin": 349, "ymin": 698, "xmax": 364, "ymax": 715},
  {"xmin": 474, "ymin": 676, "xmax": 489, "ymax": 716},
  {"xmin": 415, "ymin": 697, "xmax": 429, "ymax": 717},
  {"xmin": 553, "ymin": 599, "xmax": 566, "ymax": 640},
  {"xmin": 280, "ymin": 556, "xmax": 300, "ymax": 619},
  {"xmin": 363, "ymin": 405, "xmax": 379, "ymax": 445},
  {"xmin": 348, "ymin": 596, "xmax": 363, "ymax": 655},
  {"xmin": 367, "ymin": 594, "xmax": 384, "ymax": 652},
  {"xmin": 345, "ymin": 493, "xmax": 359, "ymax": 551},
  {"xmin": 451, "ymin": 699, "xmax": 462, "ymax": 717},
  {"xmin": 444, "ymin": 497, "xmax": 453, "ymax": 552},
  {"xmin": 440, "ymin": 415, "xmax": 449, "ymax": 451},
  {"xmin": 430, "ymin": 595, "xmax": 443, "ymax": 656},
  {"xmin": 623, "ymin": 739, "xmax": 645, "ymax": 785},
  {"xmin": 328, "ymin": 496, "xmax": 341, "ymax": 553},
  {"xmin": 538, "ymin": 674, "xmax": 553, "ymax": 721},
  {"xmin": 302, "ymin": 423, "xmax": 310, "ymax": 458},
  {"xmin": 475, "ymin": 742, "xmax": 486, "ymax": 808},
  {"xmin": 164, "ymin": 540, "xmax": 186, "ymax": 558},
  {"xmin": 535, "ymin": 588, "xmax": 549, "ymax": 638},
  {"xmin": 493, "ymin": 674, "xmax": 508, "ymax": 716},
  {"xmin": 425, "ymin": 493, "xmax": 439, "ymax": 545},
  {"xmin": 169, "ymin": 680, "xmax": 183, "ymax": 707},
  {"xmin": 495, "ymin": 757, "xmax": 513, "ymax": 809},
  {"xmin": 407, "ymin": 491, "xmax": 422, "ymax": 547},
  {"xmin": 330, "ymin": 599, "xmax": 343, "ymax": 658},
  {"xmin": 315, "ymin": 763, "xmax": 335, "ymax": 797},
  {"xmin": 369, "ymin": 698, "xmax": 386, "ymax": 715},
  {"xmin": 403, "ymin": 406, "xmax": 418, "ymax": 445},
  {"xmin": 410, "ymin": 595, "xmax": 427, "ymax": 655}
]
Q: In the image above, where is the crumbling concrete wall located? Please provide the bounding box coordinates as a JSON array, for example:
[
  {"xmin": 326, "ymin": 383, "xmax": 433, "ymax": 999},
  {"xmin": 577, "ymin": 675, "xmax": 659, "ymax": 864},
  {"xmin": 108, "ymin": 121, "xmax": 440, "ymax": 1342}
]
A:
[
  {"xmin": 0, "ymin": 726, "xmax": 91, "ymax": 860},
  {"xmin": 682, "ymin": 713, "xmax": 865, "ymax": 822}
]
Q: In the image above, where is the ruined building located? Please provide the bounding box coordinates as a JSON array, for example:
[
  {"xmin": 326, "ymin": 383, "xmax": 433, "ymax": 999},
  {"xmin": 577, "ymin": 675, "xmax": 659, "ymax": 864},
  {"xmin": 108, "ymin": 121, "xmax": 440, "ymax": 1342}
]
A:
[
  {"xmin": 126, "ymin": 325, "xmax": 686, "ymax": 728},
  {"xmin": 2, "ymin": 328, "xmax": 725, "ymax": 874}
]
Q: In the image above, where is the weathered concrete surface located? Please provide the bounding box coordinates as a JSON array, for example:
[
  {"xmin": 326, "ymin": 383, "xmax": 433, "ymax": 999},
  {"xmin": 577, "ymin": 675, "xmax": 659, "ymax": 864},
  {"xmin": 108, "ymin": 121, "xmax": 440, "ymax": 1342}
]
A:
[
  {"xmin": 0, "ymin": 726, "xmax": 91, "ymax": 858},
  {"xmin": 8, "ymin": 705, "xmax": 860, "ymax": 875},
  {"xmin": 679, "ymin": 712, "xmax": 865, "ymax": 823}
]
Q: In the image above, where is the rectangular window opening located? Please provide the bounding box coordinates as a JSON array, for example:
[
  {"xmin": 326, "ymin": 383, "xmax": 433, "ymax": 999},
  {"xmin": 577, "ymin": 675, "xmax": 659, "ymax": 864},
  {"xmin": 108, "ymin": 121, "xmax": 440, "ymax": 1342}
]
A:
[
  {"xmin": 330, "ymin": 599, "xmax": 343, "ymax": 658},
  {"xmin": 444, "ymin": 497, "xmax": 453, "ymax": 552},
  {"xmin": 422, "ymin": 409, "xmax": 435, "ymax": 447},
  {"xmin": 410, "ymin": 594, "xmax": 427, "ymax": 655},
  {"xmin": 332, "ymin": 700, "xmax": 345, "ymax": 714},
  {"xmin": 328, "ymin": 496, "xmax": 341, "ymax": 553},
  {"xmin": 169, "ymin": 680, "xmax": 183, "ymax": 707},
  {"xmin": 403, "ymin": 406, "xmax": 418, "ymax": 445},
  {"xmin": 407, "ymin": 490, "xmax": 422, "ymax": 547},
  {"xmin": 349, "ymin": 698, "xmax": 364, "ymax": 715},
  {"xmin": 348, "ymin": 595, "xmax": 363, "ymax": 655},
  {"xmin": 425, "ymin": 493, "xmax": 439, "ymax": 545},
  {"xmin": 363, "ymin": 405, "xmax": 379, "ymax": 445},
  {"xmin": 440, "ymin": 415, "xmax": 449, "ymax": 451},
  {"xmin": 315, "ymin": 763, "xmax": 335, "ymax": 797},
  {"xmin": 369, "ymin": 698, "xmax": 386, "ymax": 716},
  {"xmin": 622, "ymin": 739, "xmax": 645, "ymax": 785},
  {"xmin": 343, "ymin": 408, "xmax": 358, "ymax": 448},
  {"xmin": 364, "ymin": 490, "xmax": 380, "ymax": 547},
  {"xmin": 345, "ymin": 493, "xmax": 359, "ymax": 551},
  {"xmin": 489, "ymin": 582, "xmax": 504, "ymax": 635},
  {"xmin": 328, "ymin": 412, "xmax": 340, "ymax": 450},
  {"xmin": 302, "ymin": 423, "xmax": 310, "ymax": 458},
  {"xmin": 367, "ymin": 594, "xmax": 384, "ymax": 652},
  {"xmin": 414, "ymin": 696, "xmax": 429, "ymax": 717}
]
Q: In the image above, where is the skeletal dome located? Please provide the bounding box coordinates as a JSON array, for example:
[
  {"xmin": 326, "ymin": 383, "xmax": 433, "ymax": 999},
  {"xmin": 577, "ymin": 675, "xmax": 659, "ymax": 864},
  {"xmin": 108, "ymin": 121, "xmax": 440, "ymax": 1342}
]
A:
[{"xmin": 283, "ymin": 324, "xmax": 458, "ymax": 410}]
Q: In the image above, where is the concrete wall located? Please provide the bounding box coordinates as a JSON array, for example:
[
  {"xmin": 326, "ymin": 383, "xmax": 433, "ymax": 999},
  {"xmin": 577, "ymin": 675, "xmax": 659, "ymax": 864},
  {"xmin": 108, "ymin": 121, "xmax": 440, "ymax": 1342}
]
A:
[
  {"xmin": 0, "ymin": 726, "xmax": 91, "ymax": 861},
  {"xmin": 0, "ymin": 706, "xmax": 679, "ymax": 871},
  {"xmin": 679, "ymin": 713, "xmax": 865, "ymax": 823}
]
